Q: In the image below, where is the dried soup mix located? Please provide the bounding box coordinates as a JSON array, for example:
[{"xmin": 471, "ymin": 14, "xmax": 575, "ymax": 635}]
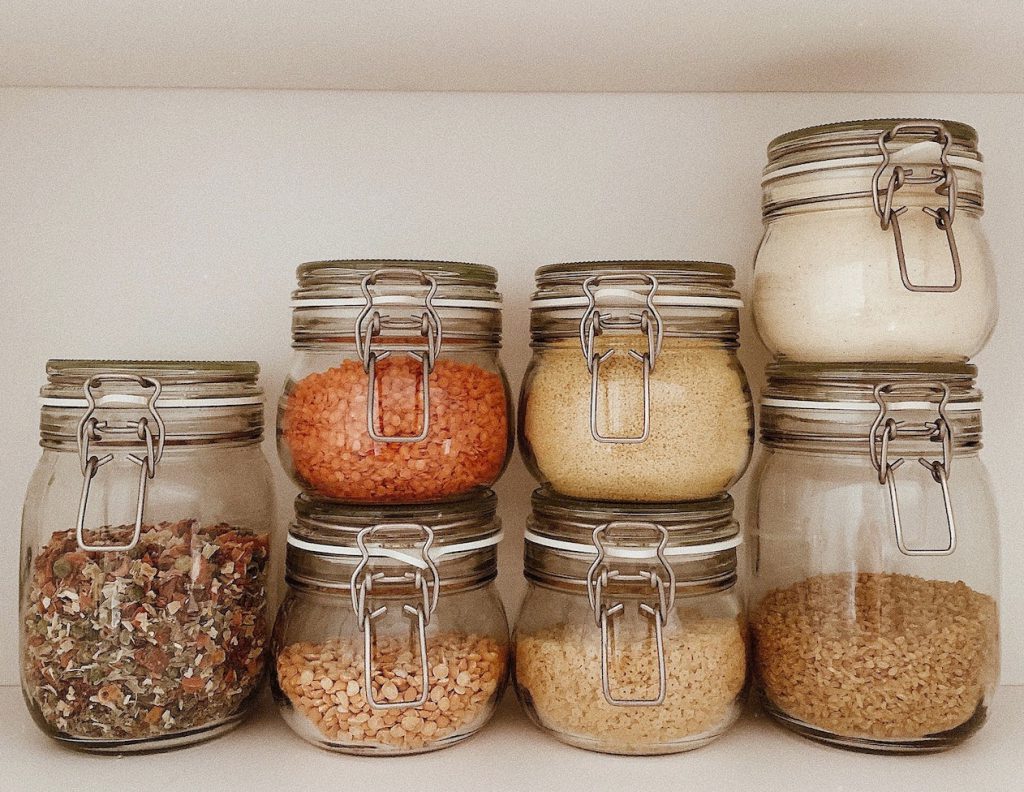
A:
[
  {"xmin": 23, "ymin": 519, "xmax": 269, "ymax": 738},
  {"xmin": 283, "ymin": 356, "xmax": 508, "ymax": 501}
]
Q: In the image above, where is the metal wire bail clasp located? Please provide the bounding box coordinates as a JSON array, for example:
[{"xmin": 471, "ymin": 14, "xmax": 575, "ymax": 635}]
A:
[
  {"xmin": 579, "ymin": 274, "xmax": 664, "ymax": 444},
  {"xmin": 585, "ymin": 522, "xmax": 676, "ymax": 707},
  {"xmin": 871, "ymin": 122, "xmax": 962, "ymax": 294},
  {"xmin": 350, "ymin": 523, "xmax": 440, "ymax": 709},
  {"xmin": 75, "ymin": 374, "xmax": 166, "ymax": 553},
  {"xmin": 869, "ymin": 382, "xmax": 957, "ymax": 556},
  {"xmin": 355, "ymin": 268, "xmax": 443, "ymax": 443}
]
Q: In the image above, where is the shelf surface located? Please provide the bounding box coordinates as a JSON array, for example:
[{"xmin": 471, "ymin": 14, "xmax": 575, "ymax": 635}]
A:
[
  {"xmin": 1, "ymin": 686, "xmax": 1020, "ymax": 791},
  {"xmin": 1, "ymin": 1, "xmax": 1023, "ymax": 93}
]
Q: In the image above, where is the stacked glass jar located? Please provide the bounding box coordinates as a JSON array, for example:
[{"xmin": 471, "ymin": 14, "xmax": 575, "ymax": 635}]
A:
[
  {"xmin": 750, "ymin": 119, "xmax": 1001, "ymax": 752},
  {"xmin": 514, "ymin": 261, "xmax": 755, "ymax": 753},
  {"xmin": 271, "ymin": 261, "xmax": 513, "ymax": 753},
  {"xmin": 20, "ymin": 361, "xmax": 274, "ymax": 752}
]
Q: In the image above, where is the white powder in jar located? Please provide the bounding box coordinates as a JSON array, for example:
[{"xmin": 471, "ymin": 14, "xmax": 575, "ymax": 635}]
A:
[{"xmin": 521, "ymin": 337, "xmax": 752, "ymax": 501}]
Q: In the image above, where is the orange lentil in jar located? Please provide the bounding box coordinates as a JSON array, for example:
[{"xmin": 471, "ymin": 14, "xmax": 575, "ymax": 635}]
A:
[{"xmin": 282, "ymin": 356, "xmax": 509, "ymax": 501}]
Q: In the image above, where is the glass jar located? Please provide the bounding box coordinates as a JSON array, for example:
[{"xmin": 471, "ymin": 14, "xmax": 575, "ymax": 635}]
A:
[
  {"xmin": 20, "ymin": 360, "xmax": 274, "ymax": 752},
  {"xmin": 514, "ymin": 489, "xmax": 748, "ymax": 755},
  {"xmin": 520, "ymin": 261, "xmax": 753, "ymax": 502},
  {"xmin": 271, "ymin": 493, "xmax": 509, "ymax": 754},
  {"xmin": 753, "ymin": 119, "xmax": 997, "ymax": 362},
  {"xmin": 278, "ymin": 260, "xmax": 513, "ymax": 503},
  {"xmin": 749, "ymin": 363, "xmax": 999, "ymax": 753}
]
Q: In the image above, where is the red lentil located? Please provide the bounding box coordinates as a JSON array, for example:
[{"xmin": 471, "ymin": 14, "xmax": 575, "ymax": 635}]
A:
[{"xmin": 282, "ymin": 356, "xmax": 509, "ymax": 501}]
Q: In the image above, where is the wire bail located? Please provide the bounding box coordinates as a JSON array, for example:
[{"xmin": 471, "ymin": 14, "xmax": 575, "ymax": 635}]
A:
[
  {"xmin": 355, "ymin": 269, "xmax": 443, "ymax": 443},
  {"xmin": 578, "ymin": 274, "xmax": 664, "ymax": 444},
  {"xmin": 871, "ymin": 122, "xmax": 962, "ymax": 294},
  {"xmin": 585, "ymin": 522, "xmax": 676, "ymax": 707},
  {"xmin": 74, "ymin": 374, "xmax": 165, "ymax": 553},
  {"xmin": 350, "ymin": 523, "xmax": 440, "ymax": 709},
  {"xmin": 869, "ymin": 382, "xmax": 957, "ymax": 557}
]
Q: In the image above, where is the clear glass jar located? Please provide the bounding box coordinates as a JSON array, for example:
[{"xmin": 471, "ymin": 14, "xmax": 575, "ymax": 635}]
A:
[
  {"xmin": 20, "ymin": 361, "xmax": 274, "ymax": 753},
  {"xmin": 749, "ymin": 363, "xmax": 999, "ymax": 753},
  {"xmin": 514, "ymin": 489, "xmax": 748, "ymax": 755},
  {"xmin": 753, "ymin": 119, "xmax": 997, "ymax": 362},
  {"xmin": 520, "ymin": 261, "xmax": 753, "ymax": 502},
  {"xmin": 278, "ymin": 260, "xmax": 513, "ymax": 503},
  {"xmin": 271, "ymin": 493, "xmax": 509, "ymax": 754}
]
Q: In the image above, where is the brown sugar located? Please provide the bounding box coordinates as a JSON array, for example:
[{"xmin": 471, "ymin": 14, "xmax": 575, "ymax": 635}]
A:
[
  {"xmin": 752, "ymin": 572, "xmax": 999, "ymax": 740},
  {"xmin": 281, "ymin": 357, "xmax": 509, "ymax": 501}
]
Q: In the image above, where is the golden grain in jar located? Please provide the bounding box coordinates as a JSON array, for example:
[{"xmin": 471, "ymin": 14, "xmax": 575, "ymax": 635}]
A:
[
  {"xmin": 514, "ymin": 490, "xmax": 748, "ymax": 754},
  {"xmin": 520, "ymin": 262, "xmax": 753, "ymax": 502}
]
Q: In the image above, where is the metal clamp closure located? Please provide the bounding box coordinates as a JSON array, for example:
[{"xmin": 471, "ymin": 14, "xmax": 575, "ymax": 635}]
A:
[
  {"xmin": 871, "ymin": 123, "xmax": 962, "ymax": 293},
  {"xmin": 75, "ymin": 374, "xmax": 165, "ymax": 553},
  {"xmin": 354, "ymin": 269, "xmax": 443, "ymax": 443},
  {"xmin": 585, "ymin": 522, "xmax": 675, "ymax": 707},
  {"xmin": 579, "ymin": 274, "xmax": 664, "ymax": 444},
  {"xmin": 869, "ymin": 383, "xmax": 957, "ymax": 556},
  {"xmin": 350, "ymin": 524, "xmax": 440, "ymax": 709}
]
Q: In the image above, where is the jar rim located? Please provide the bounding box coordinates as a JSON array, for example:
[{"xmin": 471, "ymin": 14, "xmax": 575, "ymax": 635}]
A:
[
  {"xmin": 767, "ymin": 118, "xmax": 979, "ymax": 162},
  {"xmin": 763, "ymin": 361, "xmax": 979, "ymax": 404},
  {"xmin": 534, "ymin": 260, "xmax": 736, "ymax": 291}
]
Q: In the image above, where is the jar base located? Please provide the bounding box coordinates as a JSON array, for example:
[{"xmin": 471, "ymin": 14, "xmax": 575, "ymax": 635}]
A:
[
  {"xmin": 46, "ymin": 712, "xmax": 247, "ymax": 754},
  {"xmin": 760, "ymin": 694, "xmax": 988, "ymax": 754}
]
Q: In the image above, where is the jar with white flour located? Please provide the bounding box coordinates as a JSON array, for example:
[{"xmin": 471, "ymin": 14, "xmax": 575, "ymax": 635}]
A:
[{"xmin": 753, "ymin": 119, "xmax": 997, "ymax": 362}]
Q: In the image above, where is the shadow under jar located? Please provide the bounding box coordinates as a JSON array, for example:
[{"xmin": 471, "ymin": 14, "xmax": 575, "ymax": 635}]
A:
[
  {"xmin": 279, "ymin": 260, "xmax": 513, "ymax": 504},
  {"xmin": 271, "ymin": 493, "xmax": 509, "ymax": 754},
  {"xmin": 20, "ymin": 360, "xmax": 274, "ymax": 753},
  {"xmin": 749, "ymin": 362, "xmax": 999, "ymax": 753},
  {"xmin": 514, "ymin": 489, "xmax": 748, "ymax": 755},
  {"xmin": 520, "ymin": 261, "xmax": 753, "ymax": 502},
  {"xmin": 753, "ymin": 118, "xmax": 997, "ymax": 362}
]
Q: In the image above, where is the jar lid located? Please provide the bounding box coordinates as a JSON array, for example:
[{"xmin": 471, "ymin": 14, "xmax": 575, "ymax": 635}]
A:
[
  {"xmin": 524, "ymin": 487, "xmax": 741, "ymax": 557},
  {"xmin": 292, "ymin": 259, "xmax": 501, "ymax": 308},
  {"xmin": 762, "ymin": 361, "xmax": 980, "ymax": 410},
  {"xmin": 287, "ymin": 492, "xmax": 502, "ymax": 591},
  {"xmin": 766, "ymin": 118, "xmax": 980, "ymax": 166},
  {"xmin": 532, "ymin": 260, "xmax": 741, "ymax": 307}
]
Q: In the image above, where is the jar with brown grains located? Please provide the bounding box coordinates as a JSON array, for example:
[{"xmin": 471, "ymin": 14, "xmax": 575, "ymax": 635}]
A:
[
  {"xmin": 279, "ymin": 261, "xmax": 512, "ymax": 503},
  {"xmin": 514, "ymin": 489, "xmax": 748, "ymax": 755},
  {"xmin": 750, "ymin": 362, "xmax": 1000, "ymax": 753},
  {"xmin": 20, "ymin": 361, "xmax": 274, "ymax": 752},
  {"xmin": 519, "ymin": 261, "xmax": 753, "ymax": 502},
  {"xmin": 272, "ymin": 494, "xmax": 509, "ymax": 754}
]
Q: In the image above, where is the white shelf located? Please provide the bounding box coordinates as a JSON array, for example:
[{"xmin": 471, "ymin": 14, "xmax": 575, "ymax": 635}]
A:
[
  {"xmin": 1, "ymin": 686, "xmax": 1020, "ymax": 791},
  {"xmin": 1, "ymin": 1, "xmax": 1023, "ymax": 93}
]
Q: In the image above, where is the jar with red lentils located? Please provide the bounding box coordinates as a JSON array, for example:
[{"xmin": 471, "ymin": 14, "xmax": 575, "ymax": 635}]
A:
[
  {"xmin": 271, "ymin": 493, "xmax": 509, "ymax": 754},
  {"xmin": 279, "ymin": 261, "xmax": 513, "ymax": 503}
]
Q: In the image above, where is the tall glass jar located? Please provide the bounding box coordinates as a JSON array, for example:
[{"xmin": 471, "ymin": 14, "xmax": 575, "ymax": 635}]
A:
[
  {"xmin": 20, "ymin": 360, "xmax": 274, "ymax": 752},
  {"xmin": 749, "ymin": 363, "xmax": 999, "ymax": 753},
  {"xmin": 520, "ymin": 261, "xmax": 753, "ymax": 502},
  {"xmin": 279, "ymin": 260, "xmax": 513, "ymax": 503},
  {"xmin": 514, "ymin": 489, "xmax": 748, "ymax": 754},
  {"xmin": 753, "ymin": 119, "xmax": 997, "ymax": 362},
  {"xmin": 272, "ymin": 493, "xmax": 509, "ymax": 754}
]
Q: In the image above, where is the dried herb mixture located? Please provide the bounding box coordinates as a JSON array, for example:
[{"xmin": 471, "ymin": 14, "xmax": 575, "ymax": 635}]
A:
[{"xmin": 22, "ymin": 519, "xmax": 269, "ymax": 741}]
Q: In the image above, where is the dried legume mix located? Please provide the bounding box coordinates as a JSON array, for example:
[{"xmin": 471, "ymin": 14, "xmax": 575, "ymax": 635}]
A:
[
  {"xmin": 522, "ymin": 339, "xmax": 751, "ymax": 501},
  {"xmin": 282, "ymin": 356, "xmax": 508, "ymax": 501},
  {"xmin": 22, "ymin": 519, "xmax": 269, "ymax": 740},
  {"xmin": 515, "ymin": 615, "xmax": 746, "ymax": 752},
  {"xmin": 753, "ymin": 572, "xmax": 998, "ymax": 740},
  {"xmin": 276, "ymin": 633, "xmax": 507, "ymax": 751}
]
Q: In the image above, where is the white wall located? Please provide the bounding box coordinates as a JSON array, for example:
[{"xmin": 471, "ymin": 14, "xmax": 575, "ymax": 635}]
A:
[{"xmin": 2, "ymin": 88, "xmax": 1021, "ymax": 686}]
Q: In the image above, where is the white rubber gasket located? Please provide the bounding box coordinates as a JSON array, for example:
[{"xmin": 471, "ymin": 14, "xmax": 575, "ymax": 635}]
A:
[
  {"xmin": 761, "ymin": 397, "xmax": 980, "ymax": 412},
  {"xmin": 40, "ymin": 395, "xmax": 264, "ymax": 409},
  {"xmin": 287, "ymin": 531, "xmax": 504, "ymax": 570},
  {"xmin": 292, "ymin": 296, "xmax": 500, "ymax": 310},
  {"xmin": 523, "ymin": 530, "xmax": 742, "ymax": 559},
  {"xmin": 531, "ymin": 293, "xmax": 743, "ymax": 310}
]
